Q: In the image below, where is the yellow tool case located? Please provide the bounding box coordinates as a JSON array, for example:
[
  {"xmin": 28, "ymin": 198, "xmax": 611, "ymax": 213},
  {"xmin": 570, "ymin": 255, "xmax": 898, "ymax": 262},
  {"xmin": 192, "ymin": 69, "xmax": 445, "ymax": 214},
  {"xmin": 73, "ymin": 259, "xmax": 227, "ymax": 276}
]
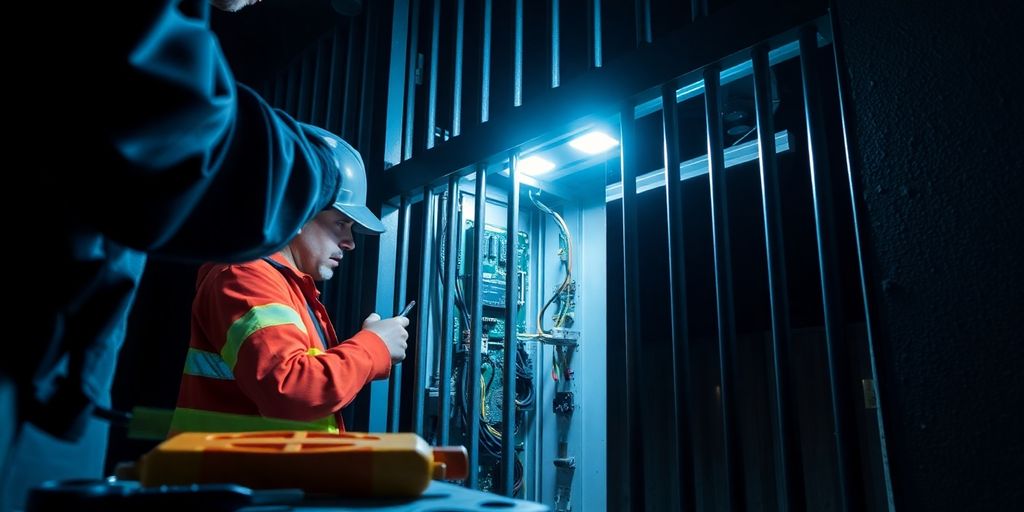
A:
[{"xmin": 136, "ymin": 431, "xmax": 467, "ymax": 498}]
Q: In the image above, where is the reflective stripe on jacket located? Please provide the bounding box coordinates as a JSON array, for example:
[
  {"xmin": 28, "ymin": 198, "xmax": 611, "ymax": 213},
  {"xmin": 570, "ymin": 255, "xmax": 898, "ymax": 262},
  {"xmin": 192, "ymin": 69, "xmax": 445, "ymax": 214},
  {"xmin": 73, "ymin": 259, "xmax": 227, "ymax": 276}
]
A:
[{"xmin": 171, "ymin": 252, "xmax": 391, "ymax": 435}]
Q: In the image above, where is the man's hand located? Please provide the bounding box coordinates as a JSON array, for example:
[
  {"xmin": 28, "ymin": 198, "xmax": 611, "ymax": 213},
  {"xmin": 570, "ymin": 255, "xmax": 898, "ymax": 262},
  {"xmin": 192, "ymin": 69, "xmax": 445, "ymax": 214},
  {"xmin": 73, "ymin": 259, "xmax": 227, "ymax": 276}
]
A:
[{"xmin": 363, "ymin": 313, "xmax": 409, "ymax": 364}]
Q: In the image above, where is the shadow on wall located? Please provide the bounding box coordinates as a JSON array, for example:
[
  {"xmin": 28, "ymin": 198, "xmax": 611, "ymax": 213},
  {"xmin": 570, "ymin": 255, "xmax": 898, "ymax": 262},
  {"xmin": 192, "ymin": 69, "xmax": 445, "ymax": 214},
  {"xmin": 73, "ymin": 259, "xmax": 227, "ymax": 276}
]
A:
[
  {"xmin": 211, "ymin": 0, "xmax": 343, "ymax": 85},
  {"xmin": 105, "ymin": 259, "xmax": 198, "ymax": 474}
]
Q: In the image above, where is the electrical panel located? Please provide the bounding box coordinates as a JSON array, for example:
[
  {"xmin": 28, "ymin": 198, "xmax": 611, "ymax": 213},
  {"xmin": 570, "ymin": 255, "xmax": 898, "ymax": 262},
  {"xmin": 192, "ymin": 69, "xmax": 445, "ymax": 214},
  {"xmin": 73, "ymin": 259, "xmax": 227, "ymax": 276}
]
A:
[
  {"xmin": 447, "ymin": 222, "xmax": 531, "ymax": 494},
  {"xmin": 391, "ymin": 139, "xmax": 609, "ymax": 511},
  {"xmin": 435, "ymin": 184, "xmax": 602, "ymax": 511}
]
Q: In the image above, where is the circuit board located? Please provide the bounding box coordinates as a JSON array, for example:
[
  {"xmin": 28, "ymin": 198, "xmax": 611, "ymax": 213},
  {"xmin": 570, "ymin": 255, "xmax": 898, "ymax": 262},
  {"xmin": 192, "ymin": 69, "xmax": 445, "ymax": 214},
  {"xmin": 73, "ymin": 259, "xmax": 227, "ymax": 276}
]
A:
[
  {"xmin": 455, "ymin": 221, "xmax": 529, "ymax": 345},
  {"xmin": 452, "ymin": 221, "xmax": 531, "ymax": 494}
]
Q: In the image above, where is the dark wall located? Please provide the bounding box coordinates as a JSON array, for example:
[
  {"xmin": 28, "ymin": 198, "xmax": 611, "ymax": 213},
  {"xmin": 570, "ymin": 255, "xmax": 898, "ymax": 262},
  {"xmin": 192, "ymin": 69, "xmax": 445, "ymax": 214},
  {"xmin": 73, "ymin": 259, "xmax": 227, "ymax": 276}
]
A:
[
  {"xmin": 211, "ymin": 0, "xmax": 340, "ymax": 85},
  {"xmin": 107, "ymin": 260, "xmax": 197, "ymax": 471},
  {"xmin": 833, "ymin": 1, "xmax": 1024, "ymax": 509}
]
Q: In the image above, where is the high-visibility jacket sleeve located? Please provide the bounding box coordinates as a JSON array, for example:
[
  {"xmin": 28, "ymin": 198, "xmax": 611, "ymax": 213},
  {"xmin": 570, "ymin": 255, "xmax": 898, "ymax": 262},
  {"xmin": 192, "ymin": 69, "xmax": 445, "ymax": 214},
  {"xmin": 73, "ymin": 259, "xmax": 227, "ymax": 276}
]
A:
[
  {"xmin": 198, "ymin": 265, "xmax": 392, "ymax": 422},
  {"xmin": 60, "ymin": 1, "xmax": 343, "ymax": 262}
]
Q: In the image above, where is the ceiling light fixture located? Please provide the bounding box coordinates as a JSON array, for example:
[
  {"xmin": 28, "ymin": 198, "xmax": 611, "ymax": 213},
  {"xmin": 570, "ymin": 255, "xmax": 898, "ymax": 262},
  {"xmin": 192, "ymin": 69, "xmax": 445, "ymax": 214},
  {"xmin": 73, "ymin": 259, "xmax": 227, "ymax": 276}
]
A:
[{"xmin": 568, "ymin": 131, "xmax": 619, "ymax": 154}]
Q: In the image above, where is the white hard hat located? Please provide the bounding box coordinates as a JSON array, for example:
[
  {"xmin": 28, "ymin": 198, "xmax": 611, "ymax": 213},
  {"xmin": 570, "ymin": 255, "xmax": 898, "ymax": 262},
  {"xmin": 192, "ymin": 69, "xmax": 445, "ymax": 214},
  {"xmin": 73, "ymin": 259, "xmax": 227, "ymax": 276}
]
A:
[{"xmin": 319, "ymin": 133, "xmax": 385, "ymax": 235}]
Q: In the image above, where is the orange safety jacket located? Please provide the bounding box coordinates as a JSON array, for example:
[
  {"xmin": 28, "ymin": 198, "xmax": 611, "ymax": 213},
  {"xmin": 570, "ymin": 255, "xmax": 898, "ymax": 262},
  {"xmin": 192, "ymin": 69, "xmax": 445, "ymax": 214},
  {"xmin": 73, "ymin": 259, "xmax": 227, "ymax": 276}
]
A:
[{"xmin": 170, "ymin": 252, "xmax": 391, "ymax": 435}]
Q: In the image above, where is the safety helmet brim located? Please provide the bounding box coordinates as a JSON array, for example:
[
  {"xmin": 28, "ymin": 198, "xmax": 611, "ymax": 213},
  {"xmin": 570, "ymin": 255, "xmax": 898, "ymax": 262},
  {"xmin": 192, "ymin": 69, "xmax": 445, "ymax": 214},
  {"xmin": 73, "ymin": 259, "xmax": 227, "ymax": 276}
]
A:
[{"xmin": 332, "ymin": 203, "xmax": 386, "ymax": 234}]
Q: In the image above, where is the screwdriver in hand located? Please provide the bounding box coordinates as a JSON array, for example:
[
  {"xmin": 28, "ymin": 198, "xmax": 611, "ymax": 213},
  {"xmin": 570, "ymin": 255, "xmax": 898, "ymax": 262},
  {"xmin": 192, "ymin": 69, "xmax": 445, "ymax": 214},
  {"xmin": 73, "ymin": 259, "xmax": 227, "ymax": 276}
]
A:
[{"xmin": 398, "ymin": 300, "xmax": 416, "ymax": 317}]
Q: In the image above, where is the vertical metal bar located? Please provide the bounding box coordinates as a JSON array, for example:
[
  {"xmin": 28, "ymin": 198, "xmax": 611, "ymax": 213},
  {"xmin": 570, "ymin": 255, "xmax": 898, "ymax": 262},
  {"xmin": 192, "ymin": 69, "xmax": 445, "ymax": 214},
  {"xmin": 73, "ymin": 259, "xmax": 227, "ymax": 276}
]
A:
[
  {"xmin": 661, "ymin": 83, "xmax": 695, "ymax": 512},
  {"xmin": 829, "ymin": 9, "xmax": 897, "ymax": 507},
  {"xmin": 480, "ymin": 0, "xmax": 492, "ymax": 123},
  {"xmin": 432, "ymin": 190, "xmax": 449, "ymax": 400},
  {"xmin": 452, "ymin": 0, "xmax": 465, "ymax": 137},
  {"xmin": 342, "ymin": 16, "xmax": 361, "ymax": 141},
  {"xmin": 753, "ymin": 44, "xmax": 805, "ymax": 512},
  {"xmin": 389, "ymin": 196, "xmax": 412, "ymax": 433},
  {"xmin": 591, "ymin": 0, "xmax": 602, "ymax": 68},
  {"xmin": 439, "ymin": 177, "xmax": 460, "ymax": 445},
  {"xmin": 425, "ymin": 0, "xmax": 441, "ymax": 149},
  {"xmin": 414, "ymin": 186, "xmax": 437, "ymax": 437},
  {"xmin": 635, "ymin": 0, "xmax": 652, "ymax": 46},
  {"xmin": 325, "ymin": 26, "xmax": 344, "ymax": 134},
  {"xmin": 704, "ymin": 66, "xmax": 745, "ymax": 510},
  {"xmin": 311, "ymin": 37, "xmax": 327, "ymax": 127},
  {"xmin": 467, "ymin": 164, "xmax": 487, "ymax": 488},
  {"xmin": 357, "ymin": 0, "xmax": 380, "ymax": 154},
  {"xmin": 799, "ymin": 26, "xmax": 861, "ymax": 512},
  {"xmin": 403, "ymin": 0, "xmax": 421, "ymax": 160},
  {"xmin": 528, "ymin": 209, "xmax": 543, "ymax": 503},
  {"xmin": 619, "ymin": 105, "xmax": 645, "ymax": 510},
  {"xmin": 384, "ymin": 0, "xmax": 411, "ymax": 166},
  {"xmin": 297, "ymin": 49, "xmax": 314, "ymax": 122},
  {"xmin": 513, "ymin": 0, "xmax": 523, "ymax": 107},
  {"xmin": 501, "ymin": 153, "xmax": 520, "ymax": 496},
  {"xmin": 551, "ymin": 0, "xmax": 560, "ymax": 88}
]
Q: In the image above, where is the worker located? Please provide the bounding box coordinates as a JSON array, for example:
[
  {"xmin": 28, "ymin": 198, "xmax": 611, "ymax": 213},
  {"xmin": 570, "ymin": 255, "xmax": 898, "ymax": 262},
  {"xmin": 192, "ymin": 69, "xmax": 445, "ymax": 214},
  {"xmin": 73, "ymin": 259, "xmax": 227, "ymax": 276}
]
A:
[{"xmin": 170, "ymin": 140, "xmax": 408, "ymax": 434}]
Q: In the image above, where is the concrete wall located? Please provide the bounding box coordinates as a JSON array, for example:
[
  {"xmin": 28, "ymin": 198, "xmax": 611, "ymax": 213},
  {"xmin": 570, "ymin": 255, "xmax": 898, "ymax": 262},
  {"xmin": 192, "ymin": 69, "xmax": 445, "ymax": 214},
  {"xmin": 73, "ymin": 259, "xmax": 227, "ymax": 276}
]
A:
[{"xmin": 833, "ymin": 1, "xmax": 1024, "ymax": 509}]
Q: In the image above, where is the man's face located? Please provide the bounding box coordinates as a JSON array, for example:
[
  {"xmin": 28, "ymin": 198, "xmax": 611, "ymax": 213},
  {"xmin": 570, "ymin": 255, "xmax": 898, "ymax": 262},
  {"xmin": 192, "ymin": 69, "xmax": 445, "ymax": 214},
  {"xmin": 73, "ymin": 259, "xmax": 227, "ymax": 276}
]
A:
[
  {"xmin": 210, "ymin": 0, "xmax": 262, "ymax": 13},
  {"xmin": 290, "ymin": 210, "xmax": 356, "ymax": 281}
]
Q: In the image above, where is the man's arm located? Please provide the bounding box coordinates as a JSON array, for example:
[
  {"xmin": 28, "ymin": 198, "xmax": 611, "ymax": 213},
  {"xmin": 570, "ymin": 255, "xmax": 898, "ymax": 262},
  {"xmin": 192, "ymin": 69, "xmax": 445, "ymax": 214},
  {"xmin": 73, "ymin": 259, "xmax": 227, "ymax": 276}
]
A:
[
  {"xmin": 73, "ymin": 1, "xmax": 343, "ymax": 262},
  {"xmin": 201, "ymin": 264, "xmax": 392, "ymax": 422}
]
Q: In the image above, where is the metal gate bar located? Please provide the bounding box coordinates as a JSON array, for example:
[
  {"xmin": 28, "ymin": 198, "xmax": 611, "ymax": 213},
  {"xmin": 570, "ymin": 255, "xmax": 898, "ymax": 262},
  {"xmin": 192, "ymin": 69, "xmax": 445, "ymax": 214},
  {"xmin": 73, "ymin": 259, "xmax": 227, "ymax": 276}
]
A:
[
  {"xmin": 799, "ymin": 25, "xmax": 862, "ymax": 512},
  {"xmin": 413, "ymin": 186, "xmax": 437, "ymax": 437},
  {"xmin": 752, "ymin": 43, "xmax": 805, "ymax": 511},
  {"xmin": 704, "ymin": 65, "xmax": 745, "ymax": 510},
  {"xmin": 466, "ymin": 164, "xmax": 488, "ymax": 488},
  {"xmin": 425, "ymin": 0, "xmax": 440, "ymax": 150},
  {"xmin": 618, "ymin": 103, "xmax": 646, "ymax": 511},
  {"xmin": 438, "ymin": 176, "xmax": 460, "ymax": 444},
  {"xmin": 388, "ymin": 195, "xmax": 412, "ymax": 433},
  {"xmin": 660, "ymin": 81, "xmax": 696, "ymax": 512},
  {"xmin": 501, "ymin": 154, "xmax": 521, "ymax": 496}
]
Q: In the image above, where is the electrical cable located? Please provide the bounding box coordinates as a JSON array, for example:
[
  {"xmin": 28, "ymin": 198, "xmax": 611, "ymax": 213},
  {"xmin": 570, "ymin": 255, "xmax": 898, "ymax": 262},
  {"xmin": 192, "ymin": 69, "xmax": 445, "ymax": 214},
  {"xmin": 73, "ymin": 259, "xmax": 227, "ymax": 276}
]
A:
[
  {"xmin": 524, "ymin": 191, "xmax": 575, "ymax": 340},
  {"xmin": 514, "ymin": 344, "xmax": 535, "ymax": 408},
  {"xmin": 436, "ymin": 190, "xmax": 473, "ymax": 344},
  {"xmin": 513, "ymin": 457, "xmax": 524, "ymax": 495}
]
